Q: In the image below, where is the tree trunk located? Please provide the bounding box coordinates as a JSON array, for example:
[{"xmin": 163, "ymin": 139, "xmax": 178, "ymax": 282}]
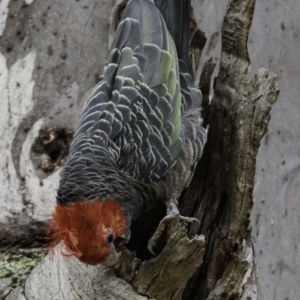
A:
[{"xmin": 0, "ymin": 0, "xmax": 278, "ymax": 299}]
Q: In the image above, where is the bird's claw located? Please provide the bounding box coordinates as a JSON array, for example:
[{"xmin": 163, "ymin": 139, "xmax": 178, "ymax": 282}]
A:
[
  {"xmin": 147, "ymin": 213, "xmax": 199, "ymax": 255},
  {"xmin": 177, "ymin": 215, "xmax": 200, "ymax": 225}
]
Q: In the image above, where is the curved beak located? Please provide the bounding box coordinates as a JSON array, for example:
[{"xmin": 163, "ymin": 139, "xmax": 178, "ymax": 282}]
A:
[
  {"xmin": 120, "ymin": 228, "xmax": 131, "ymax": 244},
  {"xmin": 102, "ymin": 228, "xmax": 131, "ymax": 266},
  {"xmin": 102, "ymin": 244, "xmax": 121, "ymax": 266},
  {"xmin": 113, "ymin": 228, "xmax": 131, "ymax": 254}
]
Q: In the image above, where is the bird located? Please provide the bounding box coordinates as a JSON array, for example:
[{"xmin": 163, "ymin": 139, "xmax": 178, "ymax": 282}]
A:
[{"xmin": 48, "ymin": 0, "xmax": 206, "ymax": 266}]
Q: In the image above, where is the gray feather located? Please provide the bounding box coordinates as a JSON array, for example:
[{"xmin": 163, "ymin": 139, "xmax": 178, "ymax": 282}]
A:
[{"xmin": 57, "ymin": 0, "xmax": 206, "ymax": 217}]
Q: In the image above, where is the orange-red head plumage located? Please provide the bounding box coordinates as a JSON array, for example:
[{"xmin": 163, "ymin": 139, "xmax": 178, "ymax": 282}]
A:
[{"xmin": 47, "ymin": 199, "xmax": 127, "ymax": 265}]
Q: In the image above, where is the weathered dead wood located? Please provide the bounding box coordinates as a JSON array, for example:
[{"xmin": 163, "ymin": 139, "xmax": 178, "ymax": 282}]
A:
[
  {"xmin": 180, "ymin": 0, "xmax": 279, "ymax": 299},
  {"xmin": 6, "ymin": 244, "xmax": 149, "ymax": 300},
  {"xmin": 116, "ymin": 216, "xmax": 205, "ymax": 300}
]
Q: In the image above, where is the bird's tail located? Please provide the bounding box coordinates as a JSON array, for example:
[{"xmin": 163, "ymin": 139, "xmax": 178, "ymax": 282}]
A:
[{"xmin": 154, "ymin": 0, "xmax": 191, "ymax": 67}]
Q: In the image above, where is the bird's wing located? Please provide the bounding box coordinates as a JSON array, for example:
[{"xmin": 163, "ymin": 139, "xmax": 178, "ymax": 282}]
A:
[{"xmin": 68, "ymin": 0, "xmax": 201, "ymax": 183}]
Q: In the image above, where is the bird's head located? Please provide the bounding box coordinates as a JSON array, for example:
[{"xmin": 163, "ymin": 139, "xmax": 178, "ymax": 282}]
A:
[{"xmin": 47, "ymin": 199, "xmax": 129, "ymax": 265}]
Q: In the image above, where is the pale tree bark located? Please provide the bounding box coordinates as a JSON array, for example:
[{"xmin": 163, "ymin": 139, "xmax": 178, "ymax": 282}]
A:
[{"xmin": 0, "ymin": 0, "xmax": 278, "ymax": 299}]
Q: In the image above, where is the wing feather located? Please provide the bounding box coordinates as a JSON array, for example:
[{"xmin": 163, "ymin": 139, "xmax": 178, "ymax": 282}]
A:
[{"xmin": 66, "ymin": 0, "xmax": 205, "ymax": 184}]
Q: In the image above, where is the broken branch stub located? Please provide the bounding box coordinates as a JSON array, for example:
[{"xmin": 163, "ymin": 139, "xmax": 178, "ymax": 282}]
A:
[{"xmin": 115, "ymin": 216, "xmax": 205, "ymax": 300}]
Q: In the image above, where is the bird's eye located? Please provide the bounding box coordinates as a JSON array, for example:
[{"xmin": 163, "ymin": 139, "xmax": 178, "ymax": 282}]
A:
[{"xmin": 107, "ymin": 233, "xmax": 114, "ymax": 244}]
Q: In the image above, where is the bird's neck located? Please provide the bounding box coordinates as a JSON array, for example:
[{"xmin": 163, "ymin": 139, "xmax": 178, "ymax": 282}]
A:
[{"xmin": 57, "ymin": 157, "xmax": 142, "ymax": 218}]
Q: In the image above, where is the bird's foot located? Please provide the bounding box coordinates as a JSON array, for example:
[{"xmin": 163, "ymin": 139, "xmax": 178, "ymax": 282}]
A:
[{"xmin": 147, "ymin": 203, "xmax": 199, "ymax": 255}]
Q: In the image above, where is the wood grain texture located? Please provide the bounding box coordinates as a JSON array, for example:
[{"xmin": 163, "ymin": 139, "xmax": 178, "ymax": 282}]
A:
[
  {"xmin": 6, "ymin": 244, "xmax": 149, "ymax": 300},
  {"xmin": 116, "ymin": 216, "xmax": 205, "ymax": 300},
  {"xmin": 181, "ymin": 0, "xmax": 279, "ymax": 299}
]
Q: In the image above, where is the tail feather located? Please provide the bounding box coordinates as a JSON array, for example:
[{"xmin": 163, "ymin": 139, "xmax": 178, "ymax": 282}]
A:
[{"xmin": 154, "ymin": 0, "xmax": 191, "ymax": 67}]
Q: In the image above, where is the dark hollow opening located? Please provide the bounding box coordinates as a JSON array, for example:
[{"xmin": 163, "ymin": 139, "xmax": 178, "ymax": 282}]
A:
[{"xmin": 49, "ymin": 148, "xmax": 60, "ymax": 161}]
